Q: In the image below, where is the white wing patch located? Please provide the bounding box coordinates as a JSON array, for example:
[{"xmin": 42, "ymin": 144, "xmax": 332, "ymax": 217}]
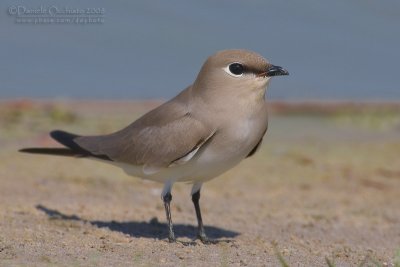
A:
[
  {"xmin": 170, "ymin": 146, "xmax": 201, "ymax": 166},
  {"xmin": 169, "ymin": 130, "xmax": 216, "ymax": 167}
]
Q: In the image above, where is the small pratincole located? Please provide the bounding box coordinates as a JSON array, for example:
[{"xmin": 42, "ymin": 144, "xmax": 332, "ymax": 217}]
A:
[{"xmin": 20, "ymin": 49, "xmax": 289, "ymax": 243}]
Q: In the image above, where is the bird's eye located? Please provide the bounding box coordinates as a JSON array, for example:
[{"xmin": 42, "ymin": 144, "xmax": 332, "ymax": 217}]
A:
[{"xmin": 225, "ymin": 63, "xmax": 244, "ymax": 77}]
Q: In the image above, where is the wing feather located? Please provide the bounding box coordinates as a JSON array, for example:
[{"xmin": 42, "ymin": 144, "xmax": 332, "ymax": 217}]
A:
[{"xmin": 74, "ymin": 87, "xmax": 214, "ymax": 168}]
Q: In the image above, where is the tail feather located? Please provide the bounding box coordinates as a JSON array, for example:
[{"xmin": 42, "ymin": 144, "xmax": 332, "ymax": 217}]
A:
[
  {"xmin": 50, "ymin": 130, "xmax": 85, "ymax": 153},
  {"xmin": 19, "ymin": 148, "xmax": 86, "ymax": 157},
  {"xmin": 19, "ymin": 130, "xmax": 112, "ymax": 161}
]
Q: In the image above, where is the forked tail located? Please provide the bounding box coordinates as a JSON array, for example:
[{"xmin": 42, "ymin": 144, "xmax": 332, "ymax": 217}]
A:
[{"xmin": 19, "ymin": 130, "xmax": 111, "ymax": 160}]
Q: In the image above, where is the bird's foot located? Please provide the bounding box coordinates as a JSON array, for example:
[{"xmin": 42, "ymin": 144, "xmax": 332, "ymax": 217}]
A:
[
  {"xmin": 168, "ymin": 234, "xmax": 176, "ymax": 243},
  {"xmin": 198, "ymin": 233, "xmax": 215, "ymax": 244}
]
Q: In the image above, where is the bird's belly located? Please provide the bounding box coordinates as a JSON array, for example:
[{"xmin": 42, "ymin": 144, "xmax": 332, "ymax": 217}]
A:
[
  {"xmin": 114, "ymin": 119, "xmax": 265, "ymax": 184},
  {"xmin": 113, "ymin": 134, "xmax": 255, "ymax": 184},
  {"xmin": 183, "ymin": 147, "xmax": 245, "ymax": 182}
]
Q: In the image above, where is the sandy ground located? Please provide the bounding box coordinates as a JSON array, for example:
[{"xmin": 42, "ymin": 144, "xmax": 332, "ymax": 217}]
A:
[{"xmin": 0, "ymin": 100, "xmax": 399, "ymax": 266}]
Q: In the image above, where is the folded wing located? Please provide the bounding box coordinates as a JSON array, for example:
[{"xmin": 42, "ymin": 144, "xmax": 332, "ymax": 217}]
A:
[{"xmin": 74, "ymin": 96, "xmax": 215, "ymax": 171}]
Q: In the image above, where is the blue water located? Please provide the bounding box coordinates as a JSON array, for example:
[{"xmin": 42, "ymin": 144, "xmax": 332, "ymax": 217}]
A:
[{"xmin": 1, "ymin": 0, "xmax": 399, "ymax": 100}]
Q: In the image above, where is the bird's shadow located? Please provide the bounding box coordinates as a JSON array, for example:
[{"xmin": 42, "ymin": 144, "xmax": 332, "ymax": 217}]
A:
[{"xmin": 36, "ymin": 204, "xmax": 239, "ymax": 242}]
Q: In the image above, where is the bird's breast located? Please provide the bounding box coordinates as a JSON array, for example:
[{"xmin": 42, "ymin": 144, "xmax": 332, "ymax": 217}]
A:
[
  {"xmin": 196, "ymin": 115, "xmax": 266, "ymax": 164},
  {"xmin": 220, "ymin": 117, "xmax": 265, "ymax": 155},
  {"xmin": 174, "ymin": 118, "xmax": 264, "ymax": 182}
]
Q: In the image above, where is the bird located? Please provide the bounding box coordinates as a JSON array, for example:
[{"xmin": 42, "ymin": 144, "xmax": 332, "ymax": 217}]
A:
[{"xmin": 20, "ymin": 49, "xmax": 288, "ymax": 243}]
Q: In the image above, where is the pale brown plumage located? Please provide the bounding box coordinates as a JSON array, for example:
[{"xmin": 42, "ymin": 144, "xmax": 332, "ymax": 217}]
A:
[
  {"xmin": 75, "ymin": 87, "xmax": 215, "ymax": 169},
  {"xmin": 74, "ymin": 50, "xmax": 271, "ymax": 169},
  {"xmin": 20, "ymin": 49, "xmax": 289, "ymax": 243}
]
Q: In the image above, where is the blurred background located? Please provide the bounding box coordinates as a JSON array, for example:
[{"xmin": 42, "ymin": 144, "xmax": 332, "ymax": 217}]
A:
[
  {"xmin": 1, "ymin": 0, "xmax": 399, "ymax": 100},
  {"xmin": 1, "ymin": 1, "xmax": 400, "ymax": 265}
]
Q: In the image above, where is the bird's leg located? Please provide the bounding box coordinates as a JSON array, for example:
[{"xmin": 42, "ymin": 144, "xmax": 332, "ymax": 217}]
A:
[
  {"xmin": 192, "ymin": 189, "xmax": 209, "ymax": 243},
  {"xmin": 163, "ymin": 192, "xmax": 176, "ymax": 242}
]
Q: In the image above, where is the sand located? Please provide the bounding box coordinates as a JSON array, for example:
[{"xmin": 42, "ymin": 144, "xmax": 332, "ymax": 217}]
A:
[{"xmin": 0, "ymin": 100, "xmax": 399, "ymax": 266}]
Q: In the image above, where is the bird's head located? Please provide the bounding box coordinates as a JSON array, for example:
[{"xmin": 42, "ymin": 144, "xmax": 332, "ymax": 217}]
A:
[{"xmin": 193, "ymin": 49, "xmax": 288, "ymax": 101}]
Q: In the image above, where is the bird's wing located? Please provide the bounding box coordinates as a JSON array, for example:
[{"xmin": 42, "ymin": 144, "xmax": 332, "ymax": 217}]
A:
[
  {"xmin": 246, "ymin": 137, "xmax": 263, "ymax": 158},
  {"xmin": 74, "ymin": 91, "xmax": 215, "ymax": 173},
  {"xmin": 246, "ymin": 126, "xmax": 267, "ymax": 158}
]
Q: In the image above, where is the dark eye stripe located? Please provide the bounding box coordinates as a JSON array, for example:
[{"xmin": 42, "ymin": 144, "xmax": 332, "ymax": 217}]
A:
[
  {"xmin": 228, "ymin": 63, "xmax": 266, "ymax": 76},
  {"xmin": 244, "ymin": 66, "xmax": 266, "ymax": 76}
]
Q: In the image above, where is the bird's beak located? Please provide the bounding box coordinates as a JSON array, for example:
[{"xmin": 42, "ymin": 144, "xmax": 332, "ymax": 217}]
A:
[{"xmin": 265, "ymin": 65, "xmax": 289, "ymax": 77}]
